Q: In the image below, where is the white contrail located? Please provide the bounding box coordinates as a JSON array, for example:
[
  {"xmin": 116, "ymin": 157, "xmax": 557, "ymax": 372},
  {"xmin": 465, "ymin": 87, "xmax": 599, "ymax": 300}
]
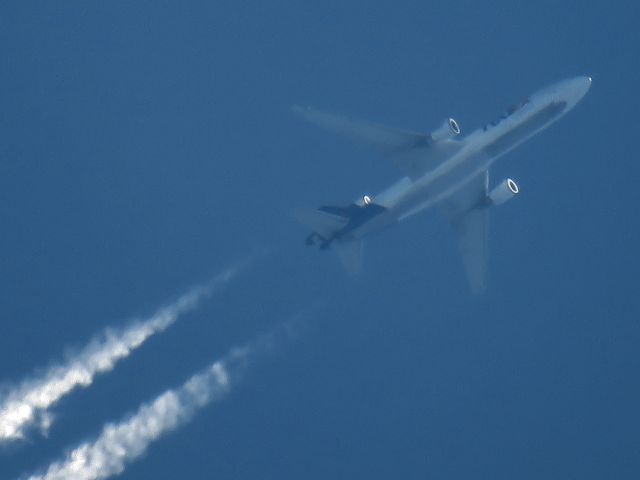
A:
[
  {"xmin": 0, "ymin": 261, "xmax": 249, "ymax": 444},
  {"xmin": 22, "ymin": 320, "xmax": 299, "ymax": 480}
]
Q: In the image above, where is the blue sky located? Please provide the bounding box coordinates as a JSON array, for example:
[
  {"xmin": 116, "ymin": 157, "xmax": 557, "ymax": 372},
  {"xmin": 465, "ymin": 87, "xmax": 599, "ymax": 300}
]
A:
[{"xmin": 1, "ymin": 1, "xmax": 639, "ymax": 479}]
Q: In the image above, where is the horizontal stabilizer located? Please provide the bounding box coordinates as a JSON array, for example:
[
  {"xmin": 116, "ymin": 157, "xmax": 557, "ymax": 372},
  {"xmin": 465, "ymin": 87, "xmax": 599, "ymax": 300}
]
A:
[
  {"xmin": 293, "ymin": 208, "xmax": 348, "ymax": 239},
  {"xmin": 334, "ymin": 238, "xmax": 363, "ymax": 274}
]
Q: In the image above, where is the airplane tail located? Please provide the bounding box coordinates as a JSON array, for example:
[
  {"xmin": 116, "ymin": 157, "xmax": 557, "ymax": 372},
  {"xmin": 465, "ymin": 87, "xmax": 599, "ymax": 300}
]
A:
[
  {"xmin": 293, "ymin": 207, "xmax": 363, "ymax": 274},
  {"xmin": 293, "ymin": 207, "xmax": 348, "ymax": 240}
]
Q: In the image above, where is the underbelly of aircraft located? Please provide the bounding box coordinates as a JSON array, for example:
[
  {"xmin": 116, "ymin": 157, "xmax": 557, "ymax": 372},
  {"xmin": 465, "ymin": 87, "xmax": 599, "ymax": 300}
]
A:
[{"xmin": 342, "ymin": 100, "xmax": 571, "ymax": 239}]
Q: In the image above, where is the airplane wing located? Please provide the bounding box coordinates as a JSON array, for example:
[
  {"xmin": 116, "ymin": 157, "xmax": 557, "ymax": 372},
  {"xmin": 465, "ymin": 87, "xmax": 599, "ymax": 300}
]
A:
[
  {"xmin": 441, "ymin": 171, "xmax": 490, "ymax": 294},
  {"xmin": 293, "ymin": 106, "xmax": 463, "ymax": 179}
]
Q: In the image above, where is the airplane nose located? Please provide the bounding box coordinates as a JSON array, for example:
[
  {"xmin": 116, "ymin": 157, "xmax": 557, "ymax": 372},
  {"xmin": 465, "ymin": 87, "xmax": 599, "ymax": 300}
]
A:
[
  {"xmin": 579, "ymin": 75, "xmax": 592, "ymax": 91},
  {"xmin": 560, "ymin": 76, "xmax": 592, "ymax": 108}
]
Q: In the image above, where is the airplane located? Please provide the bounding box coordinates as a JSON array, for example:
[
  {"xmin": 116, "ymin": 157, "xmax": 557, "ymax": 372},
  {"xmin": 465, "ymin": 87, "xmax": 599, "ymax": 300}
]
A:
[{"xmin": 293, "ymin": 76, "xmax": 592, "ymax": 293}]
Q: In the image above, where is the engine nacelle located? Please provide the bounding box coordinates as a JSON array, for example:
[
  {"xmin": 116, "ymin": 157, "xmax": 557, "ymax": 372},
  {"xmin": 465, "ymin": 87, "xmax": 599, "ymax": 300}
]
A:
[
  {"xmin": 430, "ymin": 117, "xmax": 461, "ymax": 142},
  {"xmin": 488, "ymin": 178, "xmax": 519, "ymax": 206}
]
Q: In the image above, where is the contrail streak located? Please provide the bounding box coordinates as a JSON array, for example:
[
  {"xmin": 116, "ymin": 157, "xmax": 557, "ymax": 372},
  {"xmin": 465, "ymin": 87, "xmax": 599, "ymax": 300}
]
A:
[
  {"xmin": 22, "ymin": 320, "xmax": 299, "ymax": 480},
  {"xmin": 0, "ymin": 261, "xmax": 248, "ymax": 444}
]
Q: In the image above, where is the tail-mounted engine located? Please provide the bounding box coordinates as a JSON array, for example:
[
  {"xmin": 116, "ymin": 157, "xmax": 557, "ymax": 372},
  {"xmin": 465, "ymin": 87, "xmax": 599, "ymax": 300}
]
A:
[
  {"xmin": 488, "ymin": 178, "xmax": 519, "ymax": 206},
  {"xmin": 430, "ymin": 117, "xmax": 461, "ymax": 142}
]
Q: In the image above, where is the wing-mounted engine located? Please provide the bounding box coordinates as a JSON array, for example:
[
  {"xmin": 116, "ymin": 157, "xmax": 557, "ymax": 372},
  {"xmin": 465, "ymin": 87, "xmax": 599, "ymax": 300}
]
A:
[
  {"xmin": 488, "ymin": 178, "xmax": 519, "ymax": 206},
  {"xmin": 430, "ymin": 117, "xmax": 461, "ymax": 142}
]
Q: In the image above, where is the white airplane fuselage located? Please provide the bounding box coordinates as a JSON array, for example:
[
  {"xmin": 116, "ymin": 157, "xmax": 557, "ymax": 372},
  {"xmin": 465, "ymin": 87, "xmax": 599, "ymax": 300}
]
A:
[{"xmin": 344, "ymin": 76, "xmax": 592, "ymax": 239}]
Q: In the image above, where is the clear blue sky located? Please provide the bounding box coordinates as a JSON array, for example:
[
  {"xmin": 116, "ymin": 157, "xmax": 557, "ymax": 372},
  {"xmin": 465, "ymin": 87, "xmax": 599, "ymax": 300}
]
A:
[{"xmin": 1, "ymin": 1, "xmax": 639, "ymax": 479}]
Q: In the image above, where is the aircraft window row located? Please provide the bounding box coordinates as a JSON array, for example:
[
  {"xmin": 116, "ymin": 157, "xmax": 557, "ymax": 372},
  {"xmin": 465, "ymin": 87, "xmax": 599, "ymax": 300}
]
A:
[{"xmin": 483, "ymin": 98, "xmax": 529, "ymax": 131}]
